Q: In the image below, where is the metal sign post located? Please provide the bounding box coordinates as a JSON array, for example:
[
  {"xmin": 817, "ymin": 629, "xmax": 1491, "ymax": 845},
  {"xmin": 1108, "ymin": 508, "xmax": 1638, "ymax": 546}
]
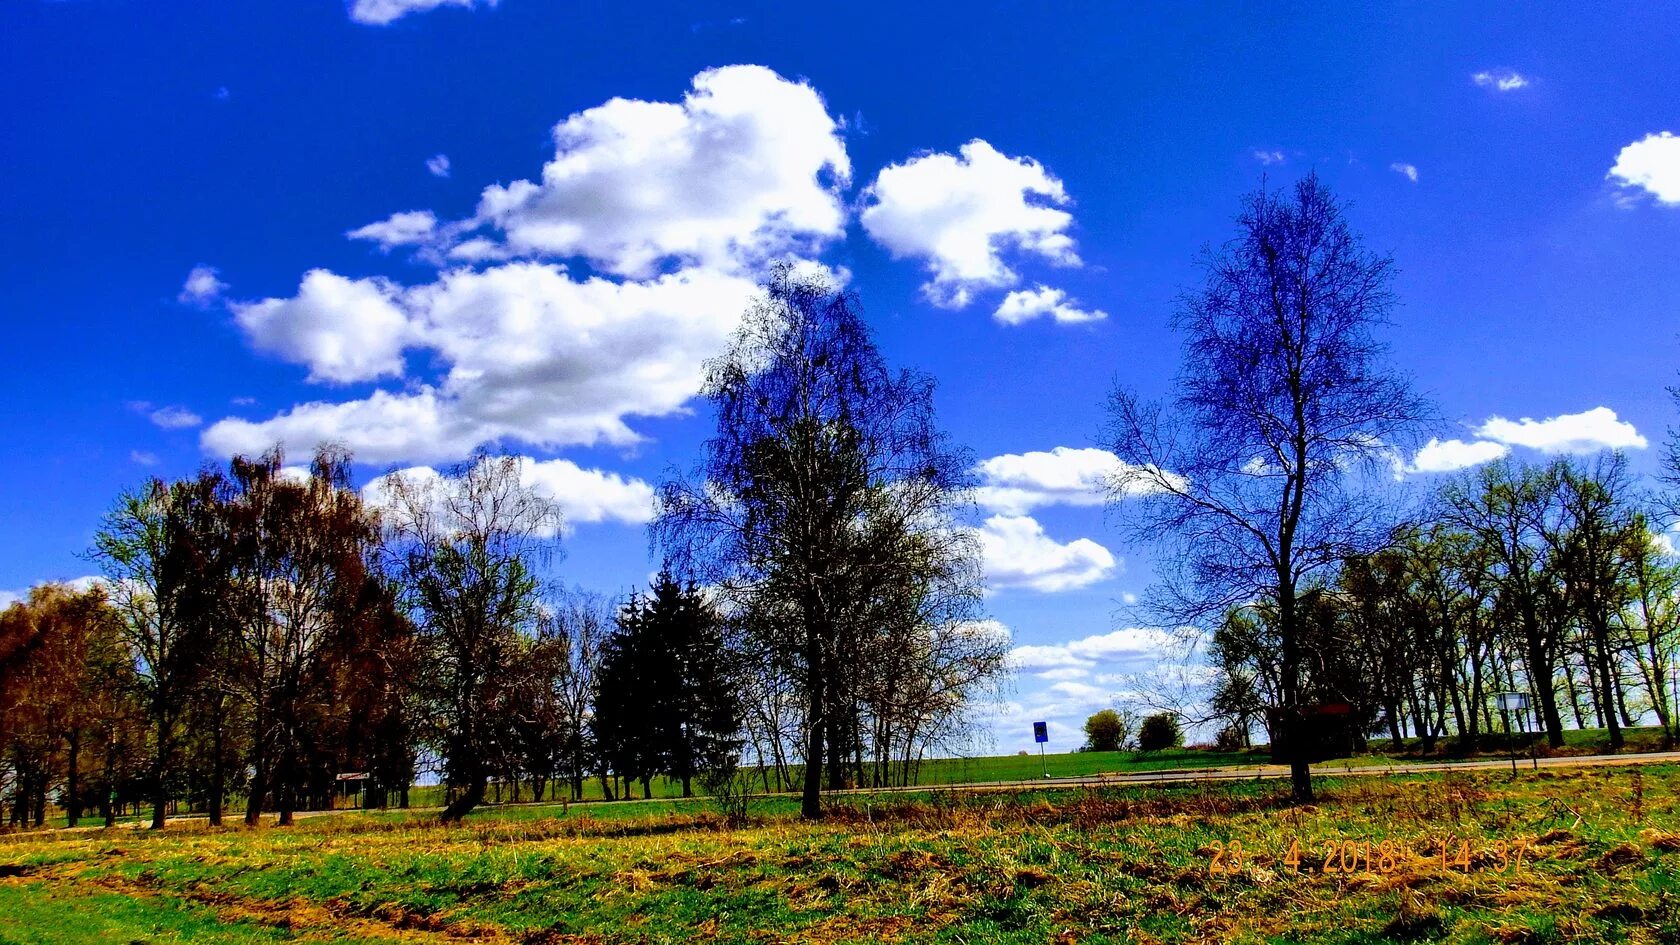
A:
[
  {"xmin": 1033, "ymin": 721, "xmax": 1049, "ymax": 778},
  {"xmin": 1495, "ymin": 693, "xmax": 1528, "ymax": 776}
]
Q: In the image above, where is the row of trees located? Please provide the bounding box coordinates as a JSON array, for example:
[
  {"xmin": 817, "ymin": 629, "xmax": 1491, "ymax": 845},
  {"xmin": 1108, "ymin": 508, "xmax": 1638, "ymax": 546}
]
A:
[
  {"xmin": 1207, "ymin": 453, "xmax": 1679, "ymax": 757},
  {"xmin": 1, "ymin": 267, "xmax": 1010, "ymax": 827},
  {"xmin": 1104, "ymin": 174, "xmax": 1680, "ymax": 802}
]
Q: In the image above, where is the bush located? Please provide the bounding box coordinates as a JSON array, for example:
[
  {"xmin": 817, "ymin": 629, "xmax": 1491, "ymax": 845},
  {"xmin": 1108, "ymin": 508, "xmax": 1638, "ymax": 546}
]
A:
[
  {"xmin": 701, "ymin": 765, "xmax": 752, "ymax": 827},
  {"xmin": 1082, "ymin": 709, "xmax": 1132, "ymax": 752},
  {"xmin": 1137, "ymin": 712, "xmax": 1184, "ymax": 753}
]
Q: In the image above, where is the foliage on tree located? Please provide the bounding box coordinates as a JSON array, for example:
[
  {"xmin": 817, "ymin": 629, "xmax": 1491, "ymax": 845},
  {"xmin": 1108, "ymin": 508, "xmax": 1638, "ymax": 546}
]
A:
[
  {"xmin": 377, "ymin": 453, "xmax": 561, "ymax": 822},
  {"xmin": 1136, "ymin": 712, "xmax": 1184, "ymax": 753},
  {"xmin": 593, "ymin": 573, "xmax": 741, "ymax": 799},
  {"xmin": 1081, "ymin": 709, "xmax": 1131, "ymax": 752}
]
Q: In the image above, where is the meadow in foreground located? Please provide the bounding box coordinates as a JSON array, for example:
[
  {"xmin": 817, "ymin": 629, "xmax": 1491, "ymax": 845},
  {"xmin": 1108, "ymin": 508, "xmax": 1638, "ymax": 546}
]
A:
[{"xmin": 2, "ymin": 765, "xmax": 1679, "ymax": 945}]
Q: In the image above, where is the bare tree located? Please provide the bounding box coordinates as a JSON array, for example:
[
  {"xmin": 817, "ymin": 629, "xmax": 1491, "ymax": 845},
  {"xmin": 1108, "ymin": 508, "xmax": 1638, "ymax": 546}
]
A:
[
  {"xmin": 377, "ymin": 453, "xmax": 561, "ymax": 822},
  {"xmin": 1104, "ymin": 175, "xmax": 1428, "ymax": 801},
  {"xmin": 655, "ymin": 265, "xmax": 995, "ymax": 818}
]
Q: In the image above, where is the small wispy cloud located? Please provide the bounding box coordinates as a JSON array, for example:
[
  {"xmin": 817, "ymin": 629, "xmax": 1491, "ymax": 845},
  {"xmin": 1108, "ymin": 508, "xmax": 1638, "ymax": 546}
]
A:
[
  {"xmin": 426, "ymin": 153, "xmax": 451, "ymax": 178},
  {"xmin": 1252, "ymin": 149, "xmax": 1286, "ymax": 166},
  {"xmin": 177, "ymin": 265, "xmax": 227, "ymax": 307},
  {"xmin": 1472, "ymin": 69, "xmax": 1529, "ymax": 92},
  {"xmin": 1390, "ymin": 162, "xmax": 1419, "ymax": 183},
  {"xmin": 149, "ymin": 406, "xmax": 203, "ymax": 430}
]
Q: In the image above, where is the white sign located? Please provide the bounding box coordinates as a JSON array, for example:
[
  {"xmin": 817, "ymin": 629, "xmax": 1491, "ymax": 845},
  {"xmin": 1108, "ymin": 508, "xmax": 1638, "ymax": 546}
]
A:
[{"xmin": 1495, "ymin": 693, "xmax": 1528, "ymax": 711}]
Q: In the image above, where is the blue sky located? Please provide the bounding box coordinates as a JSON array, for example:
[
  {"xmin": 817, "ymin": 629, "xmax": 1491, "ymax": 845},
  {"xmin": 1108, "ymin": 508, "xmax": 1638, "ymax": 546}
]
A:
[{"xmin": 4, "ymin": 1, "xmax": 1678, "ymax": 753}]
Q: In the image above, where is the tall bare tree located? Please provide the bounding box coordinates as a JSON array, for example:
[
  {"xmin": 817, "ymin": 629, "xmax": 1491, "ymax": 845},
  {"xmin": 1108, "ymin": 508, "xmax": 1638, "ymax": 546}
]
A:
[
  {"xmin": 655, "ymin": 266, "xmax": 995, "ymax": 818},
  {"xmin": 1104, "ymin": 175, "xmax": 1428, "ymax": 801}
]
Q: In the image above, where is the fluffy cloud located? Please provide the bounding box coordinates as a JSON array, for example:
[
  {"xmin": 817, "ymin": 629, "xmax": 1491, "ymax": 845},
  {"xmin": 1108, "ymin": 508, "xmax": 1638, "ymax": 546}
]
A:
[
  {"xmin": 1408, "ymin": 438, "xmax": 1510, "ymax": 474},
  {"xmin": 860, "ymin": 139, "xmax": 1078, "ymax": 308},
  {"xmin": 348, "ymin": 210, "xmax": 440, "ymax": 250},
  {"xmin": 210, "ymin": 67, "xmax": 859, "ymax": 468},
  {"xmin": 992, "ymin": 285, "xmax": 1106, "ymax": 326},
  {"xmin": 1472, "ymin": 69, "xmax": 1529, "ymax": 92},
  {"xmin": 348, "ymin": 0, "xmax": 495, "ymax": 26},
  {"xmin": 974, "ymin": 446, "xmax": 1173, "ymax": 515},
  {"xmin": 1476, "ymin": 406, "xmax": 1646, "ymax": 454},
  {"xmin": 363, "ymin": 456, "xmax": 655, "ymax": 534},
  {"xmin": 1390, "ymin": 162, "xmax": 1419, "ymax": 183},
  {"xmin": 426, "ymin": 154, "xmax": 451, "ymax": 178},
  {"xmin": 205, "ymin": 265, "xmax": 756, "ymax": 464},
  {"xmin": 148, "ymin": 406, "xmax": 203, "ymax": 430},
  {"xmin": 974, "ymin": 514, "xmax": 1116, "ymax": 593},
  {"xmin": 1609, "ymin": 132, "xmax": 1680, "ymax": 206},
  {"xmin": 466, "ymin": 65, "xmax": 850, "ymax": 277},
  {"xmin": 1404, "ymin": 407, "xmax": 1646, "ymax": 474},
  {"xmin": 178, "ymin": 265, "xmax": 227, "ymax": 307},
  {"xmin": 1011, "ymin": 626, "xmax": 1178, "ymax": 672},
  {"xmin": 232, "ymin": 270, "xmax": 411, "ymax": 385}
]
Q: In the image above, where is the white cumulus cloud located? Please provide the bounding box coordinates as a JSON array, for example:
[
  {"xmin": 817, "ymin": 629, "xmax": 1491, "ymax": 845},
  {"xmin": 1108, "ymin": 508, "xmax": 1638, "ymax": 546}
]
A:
[
  {"xmin": 467, "ymin": 65, "xmax": 850, "ymax": 277},
  {"xmin": 1011, "ymin": 626, "xmax": 1178, "ymax": 672},
  {"xmin": 1475, "ymin": 406, "xmax": 1646, "ymax": 454},
  {"xmin": 205, "ymin": 265, "xmax": 756, "ymax": 464},
  {"xmin": 1609, "ymin": 132, "xmax": 1680, "ymax": 206},
  {"xmin": 348, "ymin": 210, "xmax": 440, "ymax": 251},
  {"xmin": 992, "ymin": 285, "xmax": 1106, "ymax": 326},
  {"xmin": 211, "ymin": 67, "xmax": 855, "ymax": 468},
  {"xmin": 860, "ymin": 139, "xmax": 1079, "ymax": 308},
  {"xmin": 974, "ymin": 514, "xmax": 1116, "ymax": 593},
  {"xmin": 348, "ymin": 0, "xmax": 496, "ymax": 26},
  {"xmin": 1408, "ymin": 437, "xmax": 1509, "ymax": 474},
  {"xmin": 974, "ymin": 446, "xmax": 1174, "ymax": 515},
  {"xmin": 363, "ymin": 456, "xmax": 655, "ymax": 534},
  {"xmin": 232, "ymin": 270, "xmax": 412, "ymax": 385}
]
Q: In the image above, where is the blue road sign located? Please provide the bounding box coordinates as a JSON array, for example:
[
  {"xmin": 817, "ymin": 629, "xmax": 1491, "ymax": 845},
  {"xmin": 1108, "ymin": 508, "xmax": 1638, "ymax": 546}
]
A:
[{"xmin": 1033, "ymin": 721, "xmax": 1048, "ymax": 743}]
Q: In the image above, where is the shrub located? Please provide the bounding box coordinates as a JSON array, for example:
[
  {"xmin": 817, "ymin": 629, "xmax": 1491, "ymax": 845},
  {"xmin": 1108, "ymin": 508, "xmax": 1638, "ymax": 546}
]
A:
[
  {"xmin": 1083, "ymin": 709, "xmax": 1132, "ymax": 752},
  {"xmin": 1137, "ymin": 712, "xmax": 1183, "ymax": 753}
]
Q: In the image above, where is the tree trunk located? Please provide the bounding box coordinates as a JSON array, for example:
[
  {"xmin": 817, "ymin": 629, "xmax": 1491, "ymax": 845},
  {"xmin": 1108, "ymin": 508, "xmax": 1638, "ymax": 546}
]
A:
[
  {"xmin": 1526, "ymin": 633, "xmax": 1565, "ymax": 748},
  {"xmin": 440, "ymin": 774, "xmax": 485, "ymax": 823},
  {"xmin": 800, "ymin": 608, "xmax": 827, "ymax": 819},
  {"xmin": 150, "ymin": 714, "xmax": 170, "ymax": 830},
  {"xmin": 245, "ymin": 756, "xmax": 268, "ymax": 826},
  {"xmin": 65, "ymin": 733, "xmax": 82, "ymax": 828},
  {"xmin": 1592, "ymin": 621, "xmax": 1624, "ymax": 749},
  {"xmin": 208, "ymin": 716, "xmax": 225, "ymax": 827}
]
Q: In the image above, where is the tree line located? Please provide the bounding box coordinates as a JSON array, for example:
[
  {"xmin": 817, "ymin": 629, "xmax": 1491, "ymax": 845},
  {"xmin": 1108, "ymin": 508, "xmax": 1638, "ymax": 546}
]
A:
[
  {"xmin": 1206, "ymin": 452, "xmax": 1680, "ymax": 757},
  {"xmin": 0, "ymin": 267, "xmax": 1007, "ymax": 828},
  {"xmin": 1104, "ymin": 174, "xmax": 1680, "ymax": 803}
]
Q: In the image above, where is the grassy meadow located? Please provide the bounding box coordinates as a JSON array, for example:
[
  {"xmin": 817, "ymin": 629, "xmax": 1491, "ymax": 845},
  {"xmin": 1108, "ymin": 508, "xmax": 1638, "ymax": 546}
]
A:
[{"xmin": 3, "ymin": 764, "xmax": 1679, "ymax": 944}]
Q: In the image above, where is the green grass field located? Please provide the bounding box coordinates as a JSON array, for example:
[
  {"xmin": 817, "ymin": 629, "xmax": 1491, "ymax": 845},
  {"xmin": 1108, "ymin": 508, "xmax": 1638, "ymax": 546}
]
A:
[{"xmin": 3, "ymin": 763, "xmax": 1678, "ymax": 944}]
